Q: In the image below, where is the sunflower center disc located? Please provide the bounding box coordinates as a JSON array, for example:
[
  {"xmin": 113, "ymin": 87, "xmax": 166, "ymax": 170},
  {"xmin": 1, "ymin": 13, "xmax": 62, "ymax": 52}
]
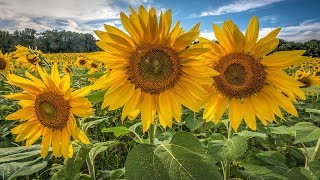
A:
[
  {"xmin": 0, "ymin": 58, "xmax": 6, "ymax": 70},
  {"xmin": 298, "ymin": 77, "xmax": 311, "ymax": 87},
  {"xmin": 213, "ymin": 53, "xmax": 266, "ymax": 98},
  {"xmin": 91, "ymin": 63, "xmax": 98, "ymax": 68},
  {"xmin": 129, "ymin": 44, "xmax": 182, "ymax": 94},
  {"xmin": 35, "ymin": 92, "xmax": 70, "ymax": 129},
  {"xmin": 39, "ymin": 102, "xmax": 56, "ymax": 119},
  {"xmin": 79, "ymin": 59, "xmax": 86, "ymax": 65},
  {"xmin": 224, "ymin": 64, "xmax": 246, "ymax": 84}
]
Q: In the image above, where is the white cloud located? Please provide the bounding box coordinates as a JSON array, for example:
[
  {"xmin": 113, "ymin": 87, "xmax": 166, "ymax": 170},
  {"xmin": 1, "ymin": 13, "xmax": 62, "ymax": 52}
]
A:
[
  {"xmin": 199, "ymin": 30, "xmax": 216, "ymax": 41},
  {"xmin": 190, "ymin": 0, "xmax": 283, "ymax": 18},
  {"xmin": 200, "ymin": 19, "xmax": 320, "ymax": 43},
  {"xmin": 260, "ymin": 15, "xmax": 278, "ymax": 24},
  {"xmin": 0, "ymin": 0, "xmax": 158, "ymax": 34},
  {"xmin": 259, "ymin": 19, "xmax": 320, "ymax": 42}
]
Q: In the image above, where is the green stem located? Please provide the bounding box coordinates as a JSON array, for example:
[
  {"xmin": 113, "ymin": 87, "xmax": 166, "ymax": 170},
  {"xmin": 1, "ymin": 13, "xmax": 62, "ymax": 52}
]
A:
[
  {"xmin": 223, "ymin": 121, "xmax": 233, "ymax": 180},
  {"xmin": 0, "ymin": 72, "xmax": 16, "ymax": 92},
  {"xmin": 132, "ymin": 131, "xmax": 144, "ymax": 144},
  {"xmin": 86, "ymin": 157, "xmax": 96, "ymax": 180},
  {"xmin": 227, "ymin": 121, "xmax": 233, "ymax": 140},
  {"xmin": 149, "ymin": 119, "xmax": 158, "ymax": 145},
  {"xmin": 311, "ymin": 138, "xmax": 320, "ymax": 161}
]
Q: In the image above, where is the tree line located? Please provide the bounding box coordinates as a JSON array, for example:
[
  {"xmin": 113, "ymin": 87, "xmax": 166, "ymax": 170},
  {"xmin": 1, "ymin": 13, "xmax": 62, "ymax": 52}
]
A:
[
  {"xmin": 0, "ymin": 28, "xmax": 319, "ymax": 57},
  {"xmin": 0, "ymin": 28, "xmax": 100, "ymax": 53}
]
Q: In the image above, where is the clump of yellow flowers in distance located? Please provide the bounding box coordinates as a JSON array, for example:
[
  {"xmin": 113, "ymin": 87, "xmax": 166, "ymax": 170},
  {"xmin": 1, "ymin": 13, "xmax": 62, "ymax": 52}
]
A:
[{"xmin": 285, "ymin": 57, "xmax": 320, "ymax": 89}]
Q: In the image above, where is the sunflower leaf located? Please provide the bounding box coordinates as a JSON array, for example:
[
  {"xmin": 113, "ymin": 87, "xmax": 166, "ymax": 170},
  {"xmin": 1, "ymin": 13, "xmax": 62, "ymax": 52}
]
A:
[
  {"xmin": 185, "ymin": 114, "xmax": 204, "ymax": 131},
  {"xmin": 87, "ymin": 90, "xmax": 106, "ymax": 103},
  {"xmin": 309, "ymin": 161, "xmax": 320, "ymax": 179},
  {"xmin": 125, "ymin": 131, "xmax": 222, "ymax": 180},
  {"xmin": 305, "ymin": 108, "xmax": 320, "ymax": 114},
  {"xmin": 294, "ymin": 122, "xmax": 320, "ymax": 144},
  {"xmin": 0, "ymin": 145, "xmax": 48, "ymax": 180},
  {"xmin": 208, "ymin": 135, "xmax": 247, "ymax": 161},
  {"xmin": 0, "ymin": 157, "xmax": 48, "ymax": 180},
  {"xmin": 102, "ymin": 126, "xmax": 132, "ymax": 137}
]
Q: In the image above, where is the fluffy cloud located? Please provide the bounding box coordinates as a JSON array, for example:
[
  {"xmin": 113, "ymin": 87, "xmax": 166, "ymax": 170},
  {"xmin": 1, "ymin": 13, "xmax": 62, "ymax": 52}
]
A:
[
  {"xmin": 0, "ymin": 0, "xmax": 153, "ymax": 33},
  {"xmin": 259, "ymin": 19, "xmax": 320, "ymax": 42},
  {"xmin": 190, "ymin": 0, "xmax": 283, "ymax": 18},
  {"xmin": 199, "ymin": 30, "xmax": 216, "ymax": 40},
  {"xmin": 200, "ymin": 19, "xmax": 320, "ymax": 42}
]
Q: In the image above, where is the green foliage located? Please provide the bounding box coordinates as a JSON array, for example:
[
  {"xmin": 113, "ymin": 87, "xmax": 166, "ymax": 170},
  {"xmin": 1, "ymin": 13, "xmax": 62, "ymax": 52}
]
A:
[
  {"xmin": 86, "ymin": 90, "xmax": 106, "ymax": 103},
  {"xmin": 125, "ymin": 131, "xmax": 222, "ymax": 180},
  {"xmin": 50, "ymin": 145, "xmax": 90, "ymax": 180},
  {"xmin": 294, "ymin": 122, "xmax": 320, "ymax": 144},
  {"xmin": 102, "ymin": 126, "xmax": 132, "ymax": 137},
  {"xmin": 0, "ymin": 28, "xmax": 100, "ymax": 53},
  {"xmin": 240, "ymin": 151, "xmax": 314, "ymax": 179},
  {"xmin": 0, "ymin": 145, "xmax": 48, "ymax": 180},
  {"xmin": 208, "ymin": 135, "xmax": 248, "ymax": 161},
  {"xmin": 184, "ymin": 113, "xmax": 205, "ymax": 131}
]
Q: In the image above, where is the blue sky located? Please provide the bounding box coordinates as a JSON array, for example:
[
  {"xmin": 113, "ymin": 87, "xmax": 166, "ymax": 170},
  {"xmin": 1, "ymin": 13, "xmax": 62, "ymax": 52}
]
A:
[{"xmin": 0, "ymin": 0, "xmax": 319, "ymax": 42}]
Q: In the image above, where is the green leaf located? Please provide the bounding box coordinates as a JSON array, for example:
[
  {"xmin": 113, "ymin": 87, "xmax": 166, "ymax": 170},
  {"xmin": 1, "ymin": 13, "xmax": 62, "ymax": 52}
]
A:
[
  {"xmin": 50, "ymin": 145, "xmax": 91, "ymax": 180},
  {"xmin": 73, "ymin": 72, "xmax": 104, "ymax": 78},
  {"xmin": 98, "ymin": 168, "xmax": 125, "ymax": 180},
  {"xmin": 294, "ymin": 122, "xmax": 320, "ymax": 144},
  {"xmin": 302, "ymin": 86, "xmax": 320, "ymax": 92},
  {"xmin": 0, "ymin": 145, "xmax": 41, "ymax": 163},
  {"xmin": 283, "ymin": 168, "xmax": 314, "ymax": 180},
  {"xmin": 305, "ymin": 108, "xmax": 320, "ymax": 114},
  {"xmin": 102, "ymin": 126, "xmax": 132, "ymax": 137},
  {"xmin": 240, "ymin": 151, "xmax": 289, "ymax": 179},
  {"xmin": 268, "ymin": 126, "xmax": 296, "ymax": 136},
  {"xmin": 208, "ymin": 135, "xmax": 247, "ymax": 161},
  {"xmin": 0, "ymin": 145, "xmax": 48, "ymax": 179},
  {"xmin": 309, "ymin": 160, "xmax": 320, "ymax": 178},
  {"xmin": 88, "ymin": 141, "xmax": 119, "ymax": 164},
  {"xmin": 87, "ymin": 90, "xmax": 106, "ymax": 103},
  {"xmin": 82, "ymin": 118, "xmax": 107, "ymax": 132},
  {"xmin": 237, "ymin": 130, "xmax": 267, "ymax": 139},
  {"xmin": 0, "ymin": 157, "xmax": 48, "ymax": 180},
  {"xmin": 125, "ymin": 131, "xmax": 222, "ymax": 180},
  {"xmin": 185, "ymin": 114, "xmax": 204, "ymax": 131},
  {"xmin": 208, "ymin": 133, "xmax": 225, "ymax": 141}
]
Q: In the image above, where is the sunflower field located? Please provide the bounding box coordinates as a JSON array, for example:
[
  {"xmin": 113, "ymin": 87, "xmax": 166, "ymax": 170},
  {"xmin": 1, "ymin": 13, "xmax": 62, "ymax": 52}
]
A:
[{"xmin": 1, "ymin": 5, "xmax": 320, "ymax": 180}]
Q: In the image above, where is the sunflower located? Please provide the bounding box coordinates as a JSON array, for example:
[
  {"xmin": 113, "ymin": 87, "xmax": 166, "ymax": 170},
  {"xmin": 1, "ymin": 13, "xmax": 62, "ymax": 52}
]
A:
[
  {"xmin": 0, "ymin": 51, "xmax": 11, "ymax": 73},
  {"xmin": 75, "ymin": 57, "xmax": 88, "ymax": 68},
  {"xmin": 90, "ymin": 6, "xmax": 217, "ymax": 132},
  {"xmin": 289, "ymin": 64, "xmax": 296, "ymax": 69},
  {"xmin": 297, "ymin": 71, "xmax": 320, "ymax": 88},
  {"xmin": 13, "ymin": 45, "xmax": 43, "ymax": 71},
  {"xmin": 62, "ymin": 64, "xmax": 73, "ymax": 75},
  {"xmin": 3, "ymin": 63, "xmax": 94, "ymax": 158},
  {"xmin": 89, "ymin": 61, "xmax": 100, "ymax": 70},
  {"xmin": 201, "ymin": 16, "xmax": 310, "ymax": 131}
]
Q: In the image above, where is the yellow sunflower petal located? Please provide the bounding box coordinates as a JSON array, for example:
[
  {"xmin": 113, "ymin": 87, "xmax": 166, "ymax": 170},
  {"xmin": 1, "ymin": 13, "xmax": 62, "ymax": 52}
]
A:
[
  {"xmin": 242, "ymin": 97, "xmax": 257, "ymax": 131},
  {"xmin": 245, "ymin": 16, "xmax": 259, "ymax": 52},
  {"xmin": 5, "ymin": 106, "xmax": 34, "ymax": 120},
  {"xmin": 229, "ymin": 98, "xmax": 243, "ymax": 132},
  {"xmin": 141, "ymin": 93, "xmax": 153, "ymax": 132},
  {"xmin": 121, "ymin": 88, "xmax": 141, "ymax": 121},
  {"xmin": 158, "ymin": 91, "xmax": 173, "ymax": 127}
]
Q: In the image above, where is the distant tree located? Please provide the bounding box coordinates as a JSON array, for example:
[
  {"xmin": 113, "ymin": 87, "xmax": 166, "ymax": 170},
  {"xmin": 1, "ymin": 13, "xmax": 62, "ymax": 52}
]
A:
[
  {"xmin": 0, "ymin": 28, "xmax": 100, "ymax": 53},
  {"xmin": 273, "ymin": 39, "xmax": 320, "ymax": 57}
]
